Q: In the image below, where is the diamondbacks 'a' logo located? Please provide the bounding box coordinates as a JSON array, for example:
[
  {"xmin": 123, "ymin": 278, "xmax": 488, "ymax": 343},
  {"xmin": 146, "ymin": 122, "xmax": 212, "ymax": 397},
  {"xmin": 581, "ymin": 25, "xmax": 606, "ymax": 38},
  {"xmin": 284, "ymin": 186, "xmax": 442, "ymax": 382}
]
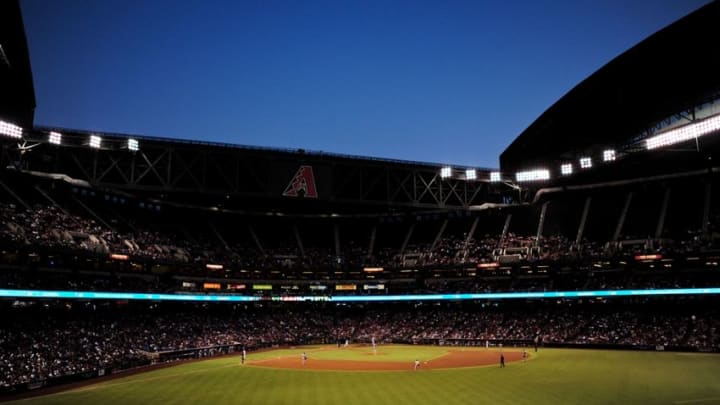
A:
[{"xmin": 283, "ymin": 165, "xmax": 318, "ymax": 198}]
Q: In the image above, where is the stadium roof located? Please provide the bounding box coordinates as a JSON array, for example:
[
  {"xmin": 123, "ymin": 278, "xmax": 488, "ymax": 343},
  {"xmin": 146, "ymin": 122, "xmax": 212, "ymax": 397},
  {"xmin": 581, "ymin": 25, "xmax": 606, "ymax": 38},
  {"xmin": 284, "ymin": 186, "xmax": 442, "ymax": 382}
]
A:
[
  {"xmin": 35, "ymin": 125, "xmax": 495, "ymax": 172},
  {"xmin": 4, "ymin": 125, "xmax": 513, "ymax": 212},
  {"xmin": 500, "ymin": 1, "xmax": 720, "ymax": 173},
  {"xmin": 0, "ymin": 0, "xmax": 36, "ymax": 127}
]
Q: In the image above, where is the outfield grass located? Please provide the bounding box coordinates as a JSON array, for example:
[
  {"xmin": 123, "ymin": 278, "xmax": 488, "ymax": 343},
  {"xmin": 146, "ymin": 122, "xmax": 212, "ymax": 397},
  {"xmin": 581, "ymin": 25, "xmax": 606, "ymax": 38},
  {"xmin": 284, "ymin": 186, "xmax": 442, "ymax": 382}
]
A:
[{"xmin": 8, "ymin": 346, "xmax": 720, "ymax": 405}]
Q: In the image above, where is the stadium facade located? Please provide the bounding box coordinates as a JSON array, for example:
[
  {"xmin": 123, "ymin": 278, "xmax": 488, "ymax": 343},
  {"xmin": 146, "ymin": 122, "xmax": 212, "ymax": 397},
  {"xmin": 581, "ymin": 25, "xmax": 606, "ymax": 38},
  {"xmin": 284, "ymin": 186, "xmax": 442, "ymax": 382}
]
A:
[
  {"xmin": 0, "ymin": 0, "xmax": 720, "ymax": 397},
  {"xmin": 0, "ymin": 0, "xmax": 719, "ymax": 289},
  {"xmin": 0, "ymin": 0, "xmax": 719, "ymax": 288}
]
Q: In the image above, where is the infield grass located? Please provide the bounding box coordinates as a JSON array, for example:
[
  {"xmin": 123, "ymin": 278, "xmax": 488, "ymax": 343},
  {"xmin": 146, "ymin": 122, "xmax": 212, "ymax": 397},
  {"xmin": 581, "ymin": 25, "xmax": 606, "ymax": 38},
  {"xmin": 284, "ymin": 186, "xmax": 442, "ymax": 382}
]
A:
[
  {"xmin": 7, "ymin": 346, "xmax": 720, "ymax": 405},
  {"xmin": 256, "ymin": 344, "xmax": 449, "ymax": 362}
]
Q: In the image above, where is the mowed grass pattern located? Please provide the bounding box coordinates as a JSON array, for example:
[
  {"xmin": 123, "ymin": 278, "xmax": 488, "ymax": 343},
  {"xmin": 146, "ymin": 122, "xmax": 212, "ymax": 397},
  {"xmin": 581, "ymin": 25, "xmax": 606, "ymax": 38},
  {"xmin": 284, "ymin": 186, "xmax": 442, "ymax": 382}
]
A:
[{"xmin": 8, "ymin": 346, "xmax": 720, "ymax": 405}]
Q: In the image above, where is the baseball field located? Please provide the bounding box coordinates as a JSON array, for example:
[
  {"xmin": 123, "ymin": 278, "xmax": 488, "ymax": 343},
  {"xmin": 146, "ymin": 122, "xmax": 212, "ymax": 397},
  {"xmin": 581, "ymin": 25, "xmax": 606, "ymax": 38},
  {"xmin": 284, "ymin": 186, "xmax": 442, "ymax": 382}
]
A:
[{"xmin": 5, "ymin": 345, "xmax": 720, "ymax": 405}]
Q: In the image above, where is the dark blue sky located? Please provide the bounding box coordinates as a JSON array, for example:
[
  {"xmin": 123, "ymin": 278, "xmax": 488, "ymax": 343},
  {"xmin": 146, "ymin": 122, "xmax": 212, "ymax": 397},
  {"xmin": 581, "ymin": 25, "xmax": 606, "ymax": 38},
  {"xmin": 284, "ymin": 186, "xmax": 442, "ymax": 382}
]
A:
[{"xmin": 20, "ymin": 0, "xmax": 709, "ymax": 169}]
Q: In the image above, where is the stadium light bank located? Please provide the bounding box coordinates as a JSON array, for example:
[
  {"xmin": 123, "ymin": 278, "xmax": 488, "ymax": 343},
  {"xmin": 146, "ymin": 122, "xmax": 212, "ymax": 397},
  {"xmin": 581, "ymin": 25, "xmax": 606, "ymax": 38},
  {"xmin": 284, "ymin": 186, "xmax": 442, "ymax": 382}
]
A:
[
  {"xmin": 515, "ymin": 169, "xmax": 550, "ymax": 182},
  {"xmin": 0, "ymin": 119, "xmax": 142, "ymax": 152},
  {"xmin": 646, "ymin": 113, "xmax": 720, "ymax": 150},
  {"xmin": 0, "ymin": 120, "xmax": 23, "ymax": 138}
]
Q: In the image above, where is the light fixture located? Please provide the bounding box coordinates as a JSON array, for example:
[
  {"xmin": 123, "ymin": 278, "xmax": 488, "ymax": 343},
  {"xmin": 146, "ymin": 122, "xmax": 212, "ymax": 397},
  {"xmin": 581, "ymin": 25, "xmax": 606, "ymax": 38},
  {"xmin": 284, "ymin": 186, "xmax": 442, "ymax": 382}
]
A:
[
  {"xmin": 603, "ymin": 149, "xmax": 616, "ymax": 162},
  {"xmin": 440, "ymin": 167, "xmax": 452, "ymax": 179},
  {"xmin": 646, "ymin": 114, "xmax": 720, "ymax": 150},
  {"xmin": 561, "ymin": 163, "xmax": 573, "ymax": 175},
  {"xmin": 128, "ymin": 138, "xmax": 139, "ymax": 151},
  {"xmin": 580, "ymin": 157, "xmax": 592, "ymax": 169},
  {"xmin": 48, "ymin": 132, "xmax": 62, "ymax": 145},
  {"xmin": 0, "ymin": 120, "xmax": 22, "ymax": 138},
  {"xmin": 515, "ymin": 169, "xmax": 550, "ymax": 182},
  {"xmin": 89, "ymin": 135, "xmax": 102, "ymax": 149}
]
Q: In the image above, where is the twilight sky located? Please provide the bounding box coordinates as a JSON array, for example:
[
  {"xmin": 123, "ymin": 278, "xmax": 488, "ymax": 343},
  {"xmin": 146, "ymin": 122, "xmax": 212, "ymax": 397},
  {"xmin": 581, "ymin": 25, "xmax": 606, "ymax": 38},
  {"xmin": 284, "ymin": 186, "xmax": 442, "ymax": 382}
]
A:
[{"xmin": 20, "ymin": 0, "xmax": 709, "ymax": 169}]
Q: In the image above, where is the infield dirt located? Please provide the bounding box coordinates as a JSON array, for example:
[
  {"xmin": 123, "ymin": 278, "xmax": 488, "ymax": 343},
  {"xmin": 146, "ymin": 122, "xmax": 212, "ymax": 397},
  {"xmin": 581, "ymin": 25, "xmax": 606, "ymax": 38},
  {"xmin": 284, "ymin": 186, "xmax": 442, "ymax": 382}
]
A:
[{"xmin": 249, "ymin": 349, "xmax": 524, "ymax": 371}]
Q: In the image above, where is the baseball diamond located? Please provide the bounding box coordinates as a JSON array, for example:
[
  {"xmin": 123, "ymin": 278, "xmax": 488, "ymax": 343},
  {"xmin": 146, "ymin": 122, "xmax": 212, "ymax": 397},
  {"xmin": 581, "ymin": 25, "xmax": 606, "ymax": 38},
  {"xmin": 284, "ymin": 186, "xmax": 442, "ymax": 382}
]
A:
[{"xmin": 3, "ymin": 347, "xmax": 720, "ymax": 405}]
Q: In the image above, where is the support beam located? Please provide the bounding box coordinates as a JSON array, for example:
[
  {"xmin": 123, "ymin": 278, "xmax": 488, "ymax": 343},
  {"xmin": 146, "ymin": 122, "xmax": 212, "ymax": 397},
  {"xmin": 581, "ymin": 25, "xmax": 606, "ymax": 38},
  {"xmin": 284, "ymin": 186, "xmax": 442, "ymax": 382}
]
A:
[
  {"xmin": 576, "ymin": 197, "xmax": 592, "ymax": 245},
  {"xmin": 106, "ymin": 206, "xmax": 138, "ymax": 232},
  {"xmin": 367, "ymin": 225, "xmax": 377, "ymax": 259},
  {"xmin": 399, "ymin": 223, "xmax": 416, "ymax": 256},
  {"xmin": 0, "ymin": 179, "xmax": 30, "ymax": 210},
  {"xmin": 654, "ymin": 187, "xmax": 671, "ymax": 240},
  {"xmin": 535, "ymin": 201, "xmax": 549, "ymax": 245},
  {"xmin": 462, "ymin": 216, "xmax": 480, "ymax": 262},
  {"xmin": 71, "ymin": 195, "xmax": 114, "ymax": 231},
  {"xmin": 613, "ymin": 192, "xmax": 633, "ymax": 242},
  {"xmin": 34, "ymin": 185, "xmax": 67, "ymax": 215},
  {"xmin": 464, "ymin": 216, "xmax": 480, "ymax": 250},
  {"xmin": 248, "ymin": 225, "xmax": 265, "ymax": 256},
  {"xmin": 499, "ymin": 213, "xmax": 512, "ymax": 248},
  {"xmin": 293, "ymin": 224, "xmax": 305, "ymax": 258},
  {"xmin": 702, "ymin": 181, "xmax": 712, "ymax": 236},
  {"xmin": 208, "ymin": 222, "xmax": 230, "ymax": 251},
  {"xmin": 429, "ymin": 219, "xmax": 448, "ymax": 252},
  {"xmin": 334, "ymin": 223, "xmax": 341, "ymax": 257},
  {"xmin": 176, "ymin": 223, "xmax": 198, "ymax": 246}
]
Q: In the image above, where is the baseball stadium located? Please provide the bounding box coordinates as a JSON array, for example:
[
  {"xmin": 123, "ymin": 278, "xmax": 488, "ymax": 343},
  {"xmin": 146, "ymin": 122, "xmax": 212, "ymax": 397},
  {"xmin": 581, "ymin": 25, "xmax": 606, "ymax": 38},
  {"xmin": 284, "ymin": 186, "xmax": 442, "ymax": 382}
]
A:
[{"xmin": 1, "ymin": 1, "xmax": 720, "ymax": 404}]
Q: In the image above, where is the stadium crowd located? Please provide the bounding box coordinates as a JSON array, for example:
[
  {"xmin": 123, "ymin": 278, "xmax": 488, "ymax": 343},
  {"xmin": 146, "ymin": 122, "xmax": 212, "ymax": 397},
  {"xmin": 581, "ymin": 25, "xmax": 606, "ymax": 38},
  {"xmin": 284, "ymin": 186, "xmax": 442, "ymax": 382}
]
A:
[
  {"xmin": 0, "ymin": 301, "xmax": 718, "ymax": 388},
  {"xmin": 2, "ymin": 185, "xmax": 720, "ymax": 391},
  {"xmin": 2, "ymin": 201, "xmax": 720, "ymax": 280}
]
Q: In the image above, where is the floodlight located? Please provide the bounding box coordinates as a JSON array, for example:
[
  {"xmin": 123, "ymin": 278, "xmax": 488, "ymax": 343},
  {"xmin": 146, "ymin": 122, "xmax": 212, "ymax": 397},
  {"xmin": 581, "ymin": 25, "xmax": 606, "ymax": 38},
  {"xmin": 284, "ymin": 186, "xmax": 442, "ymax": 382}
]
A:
[
  {"xmin": 48, "ymin": 132, "xmax": 62, "ymax": 145},
  {"xmin": 646, "ymin": 114, "xmax": 720, "ymax": 150},
  {"xmin": 560, "ymin": 163, "xmax": 573, "ymax": 175},
  {"xmin": 128, "ymin": 138, "xmax": 139, "ymax": 151},
  {"xmin": 603, "ymin": 149, "xmax": 616, "ymax": 162},
  {"xmin": 579, "ymin": 157, "xmax": 592, "ymax": 169},
  {"xmin": 89, "ymin": 135, "xmax": 102, "ymax": 149},
  {"xmin": 440, "ymin": 167, "xmax": 452, "ymax": 179},
  {"xmin": 0, "ymin": 120, "xmax": 22, "ymax": 138},
  {"xmin": 490, "ymin": 172, "xmax": 501, "ymax": 182},
  {"xmin": 515, "ymin": 169, "xmax": 550, "ymax": 182},
  {"xmin": 465, "ymin": 169, "xmax": 476, "ymax": 180}
]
